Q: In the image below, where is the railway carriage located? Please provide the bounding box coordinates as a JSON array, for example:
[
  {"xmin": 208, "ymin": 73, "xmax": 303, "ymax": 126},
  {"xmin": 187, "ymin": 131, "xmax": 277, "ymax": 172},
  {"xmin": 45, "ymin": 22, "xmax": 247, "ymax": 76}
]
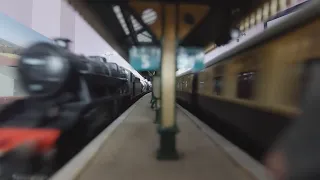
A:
[{"xmin": 176, "ymin": 1, "xmax": 320, "ymax": 159}]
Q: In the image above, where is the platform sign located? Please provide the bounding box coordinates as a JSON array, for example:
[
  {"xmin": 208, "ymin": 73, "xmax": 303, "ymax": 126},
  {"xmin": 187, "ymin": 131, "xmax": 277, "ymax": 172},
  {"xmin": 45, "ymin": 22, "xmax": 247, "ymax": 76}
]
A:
[
  {"xmin": 129, "ymin": 46, "xmax": 161, "ymax": 71},
  {"xmin": 177, "ymin": 47, "xmax": 205, "ymax": 72}
]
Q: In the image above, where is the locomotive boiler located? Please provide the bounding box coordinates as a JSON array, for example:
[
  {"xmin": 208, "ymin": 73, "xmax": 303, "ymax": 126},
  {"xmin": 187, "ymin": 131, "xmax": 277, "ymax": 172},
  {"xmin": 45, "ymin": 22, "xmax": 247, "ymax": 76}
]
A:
[{"xmin": 0, "ymin": 41, "xmax": 147, "ymax": 179}]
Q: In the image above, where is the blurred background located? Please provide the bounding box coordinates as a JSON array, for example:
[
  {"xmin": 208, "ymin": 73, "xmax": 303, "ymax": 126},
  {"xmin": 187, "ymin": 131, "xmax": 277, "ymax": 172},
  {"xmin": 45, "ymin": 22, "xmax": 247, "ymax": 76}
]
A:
[{"xmin": 0, "ymin": 0, "xmax": 318, "ymax": 179}]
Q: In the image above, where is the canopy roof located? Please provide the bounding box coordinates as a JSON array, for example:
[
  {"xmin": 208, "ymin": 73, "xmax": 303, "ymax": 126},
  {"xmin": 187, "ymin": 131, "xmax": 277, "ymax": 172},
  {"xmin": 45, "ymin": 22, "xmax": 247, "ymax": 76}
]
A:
[
  {"xmin": 66, "ymin": 0, "xmax": 269, "ymax": 57},
  {"xmin": 66, "ymin": 0, "xmax": 272, "ymax": 79}
]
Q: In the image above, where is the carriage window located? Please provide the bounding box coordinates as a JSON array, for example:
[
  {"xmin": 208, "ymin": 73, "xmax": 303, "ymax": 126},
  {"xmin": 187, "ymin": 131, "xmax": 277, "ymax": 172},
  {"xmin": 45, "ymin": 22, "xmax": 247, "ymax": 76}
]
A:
[
  {"xmin": 213, "ymin": 76, "xmax": 223, "ymax": 95},
  {"xmin": 297, "ymin": 60, "xmax": 318, "ymax": 105},
  {"xmin": 215, "ymin": 65, "xmax": 225, "ymax": 76},
  {"xmin": 199, "ymin": 81, "xmax": 204, "ymax": 91},
  {"xmin": 213, "ymin": 64, "xmax": 225, "ymax": 96},
  {"xmin": 177, "ymin": 81, "xmax": 181, "ymax": 90},
  {"xmin": 237, "ymin": 71, "xmax": 256, "ymax": 99}
]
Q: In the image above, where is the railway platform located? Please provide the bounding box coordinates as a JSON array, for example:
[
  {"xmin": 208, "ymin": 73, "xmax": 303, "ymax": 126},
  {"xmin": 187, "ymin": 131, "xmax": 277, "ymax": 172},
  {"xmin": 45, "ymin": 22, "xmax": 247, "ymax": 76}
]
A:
[{"xmin": 50, "ymin": 93, "xmax": 271, "ymax": 180}]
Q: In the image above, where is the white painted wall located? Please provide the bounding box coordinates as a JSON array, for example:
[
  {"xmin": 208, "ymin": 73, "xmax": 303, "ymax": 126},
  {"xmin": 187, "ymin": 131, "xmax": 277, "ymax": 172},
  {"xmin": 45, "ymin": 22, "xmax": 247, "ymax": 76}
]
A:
[
  {"xmin": 60, "ymin": 0, "xmax": 76, "ymax": 51},
  {"xmin": 0, "ymin": 72, "xmax": 14, "ymax": 96},
  {"xmin": 0, "ymin": 0, "xmax": 33, "ymax": 28},
  {"xmin": 0, "ymin": 0, "xmax": 146, "ymax": 83},
  {"xmin": 31, "ymin": 0, "xmax": 61, "ymax": 39},
  {"xmin": 0, "ymin": 0, "xmax": 76, "ymax": 46},
  {"xmin": 0, "ymin": 66, "xmax": 28, "ymax": 96},
  {"xmin": 74, "ymin": 13, "xmax": 112, "ymax": 55}
]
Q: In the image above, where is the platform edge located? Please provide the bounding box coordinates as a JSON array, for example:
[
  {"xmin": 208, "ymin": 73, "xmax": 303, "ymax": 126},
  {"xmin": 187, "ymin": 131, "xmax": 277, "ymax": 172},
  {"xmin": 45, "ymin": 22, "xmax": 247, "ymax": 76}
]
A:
[
  {"xmin": 176, "ymin": 104, "xmax": 273, "ymax": 180},
  {"xmin": 49, "ymin": 94, "xmax": 148, "ymax": 180}
]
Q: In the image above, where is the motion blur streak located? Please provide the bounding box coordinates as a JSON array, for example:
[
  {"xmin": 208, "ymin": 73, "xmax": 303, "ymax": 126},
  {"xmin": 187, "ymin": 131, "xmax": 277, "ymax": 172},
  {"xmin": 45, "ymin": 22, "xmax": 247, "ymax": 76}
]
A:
[{"xmin": 0, "ymin": 128, "xmax": 60, "ymax": 153}]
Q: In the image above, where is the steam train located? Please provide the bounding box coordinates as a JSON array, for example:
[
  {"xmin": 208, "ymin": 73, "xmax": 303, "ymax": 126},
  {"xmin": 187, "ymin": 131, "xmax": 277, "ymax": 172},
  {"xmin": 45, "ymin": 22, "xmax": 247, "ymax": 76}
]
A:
[{"xmin": 0, "ymin": 42, "xmax": 150, "ymax": 179}]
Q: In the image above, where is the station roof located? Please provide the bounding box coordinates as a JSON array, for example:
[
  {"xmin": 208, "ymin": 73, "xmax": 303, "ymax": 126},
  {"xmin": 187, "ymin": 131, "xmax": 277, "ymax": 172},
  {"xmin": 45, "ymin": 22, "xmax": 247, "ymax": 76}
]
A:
[
  {"xmin": 67, "ymin": 0, "xmax": 268, "ymax": 57},
  {"xmin": 66, "ymin": 0, "xmax": 269, "ymax": 79}
]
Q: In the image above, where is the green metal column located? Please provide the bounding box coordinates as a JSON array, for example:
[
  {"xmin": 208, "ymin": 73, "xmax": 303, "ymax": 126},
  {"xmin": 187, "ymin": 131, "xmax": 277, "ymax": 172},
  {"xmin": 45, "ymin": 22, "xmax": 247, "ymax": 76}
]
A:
[
  {"xmin": 153, "ymin": 72, "xmax": 161, "ymax": 124},
  {"xmin": 151, "ymin": 71, "xmax": 158, "ymax": 111},
  {"xmin": 157, "ymin": 4, "xmax": 179, "ymax": 160}
]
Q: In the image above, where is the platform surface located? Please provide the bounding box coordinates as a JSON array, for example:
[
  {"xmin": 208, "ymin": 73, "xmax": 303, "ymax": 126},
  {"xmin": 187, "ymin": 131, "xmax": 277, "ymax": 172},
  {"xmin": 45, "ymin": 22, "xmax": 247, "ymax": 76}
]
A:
[{"xmin": 68, "ymin": 93, "xmax": 259, "ymax": 180}]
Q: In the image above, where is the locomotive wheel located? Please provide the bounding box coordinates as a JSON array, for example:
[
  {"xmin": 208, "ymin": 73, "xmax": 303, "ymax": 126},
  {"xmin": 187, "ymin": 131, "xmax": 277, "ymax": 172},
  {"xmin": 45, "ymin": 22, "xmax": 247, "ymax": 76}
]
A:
[
  {"xmin": 93, "ymin": 104, "xmax": 113, "ymax": 134},
  {"xmin": 112, "ymin": 88, "xmax": 123, "ymax": 119},
  {"xmin": 83, "ymin": 108, "xmax": 104, "ymax": 140},
  {"xmin": 112, "ymin": 99, "xmax": 119, "ymax": 119},
  {"xmin": 54, "ymin": 104, "xmax": 113, "ymax": 171}
]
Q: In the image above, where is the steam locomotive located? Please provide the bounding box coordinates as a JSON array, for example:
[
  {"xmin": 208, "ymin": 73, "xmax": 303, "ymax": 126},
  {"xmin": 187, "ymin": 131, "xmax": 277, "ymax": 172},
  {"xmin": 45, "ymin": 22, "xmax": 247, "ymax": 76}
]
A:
[{"xmin": 0, "ymin": 41, "xmax": 149, "ymax": 179}]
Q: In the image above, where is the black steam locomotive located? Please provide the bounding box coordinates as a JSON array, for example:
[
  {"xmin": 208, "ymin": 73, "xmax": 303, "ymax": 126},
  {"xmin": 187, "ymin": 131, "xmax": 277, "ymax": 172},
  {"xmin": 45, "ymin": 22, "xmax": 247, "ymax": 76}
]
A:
[{"xmin": 0, "ymin": 41, "xmax": 149, "ymax": 179}]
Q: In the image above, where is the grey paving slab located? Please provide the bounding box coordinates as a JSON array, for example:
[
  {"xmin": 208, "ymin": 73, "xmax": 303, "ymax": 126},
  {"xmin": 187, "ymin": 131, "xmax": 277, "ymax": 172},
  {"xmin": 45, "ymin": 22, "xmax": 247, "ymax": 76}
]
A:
[{"xmin": 76, "ymin": 94, "xmax": 255, "ymax": 180}]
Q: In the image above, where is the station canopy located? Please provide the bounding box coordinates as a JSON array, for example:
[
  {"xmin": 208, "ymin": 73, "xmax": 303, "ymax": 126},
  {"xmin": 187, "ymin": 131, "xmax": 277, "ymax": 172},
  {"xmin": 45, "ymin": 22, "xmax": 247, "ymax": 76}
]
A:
[{"xmin": 67, "ymin": 0, "xmax": 268, "ymax": 78}]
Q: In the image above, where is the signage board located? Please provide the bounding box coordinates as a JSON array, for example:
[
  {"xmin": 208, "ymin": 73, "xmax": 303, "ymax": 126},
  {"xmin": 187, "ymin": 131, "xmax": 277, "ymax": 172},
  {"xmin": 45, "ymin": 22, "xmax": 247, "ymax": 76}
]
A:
[
  {"xmin": 129, "ymin": 46, "xmax": 161, "ymax": 71},
  {"xmin": 177, "ymin": 47, "xmax": 205, "ymax": 72}
]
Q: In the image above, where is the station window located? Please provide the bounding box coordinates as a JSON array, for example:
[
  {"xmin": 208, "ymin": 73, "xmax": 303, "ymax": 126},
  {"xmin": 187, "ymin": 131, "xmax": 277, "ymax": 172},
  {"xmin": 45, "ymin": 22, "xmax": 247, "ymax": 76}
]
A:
[
  {"xmin": 213, "ymin": 76, "xmax": 223, "ymax": 95},
  {"xmin": 236, "ymin": 71, "xmax": 256, "ymax": 99}
]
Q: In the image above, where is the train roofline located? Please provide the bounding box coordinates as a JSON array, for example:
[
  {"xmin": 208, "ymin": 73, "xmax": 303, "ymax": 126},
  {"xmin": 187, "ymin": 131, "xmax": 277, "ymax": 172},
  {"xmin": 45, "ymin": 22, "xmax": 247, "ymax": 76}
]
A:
[{"xmin": 177, "ymin": 0, "xmax": 319, "ymax": 77}]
